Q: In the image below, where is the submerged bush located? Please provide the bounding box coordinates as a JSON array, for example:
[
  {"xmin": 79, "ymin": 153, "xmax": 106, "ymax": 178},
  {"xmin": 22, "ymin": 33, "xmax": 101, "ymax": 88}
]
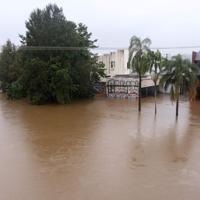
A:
[{"xmin": 7, "ymin": 81, "xmax": 25, "ymax": 99}]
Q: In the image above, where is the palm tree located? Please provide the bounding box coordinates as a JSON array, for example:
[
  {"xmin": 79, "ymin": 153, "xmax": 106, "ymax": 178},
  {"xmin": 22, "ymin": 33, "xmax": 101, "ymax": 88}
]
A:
[
  {"xmin": 160, "ymin": 54, "xmax": 198, "ymax": 117},
  {"xmin": 148, "ymin": 50, "xmax": 163, "ymax": 114},
  {"xmin": 128, "ymin": 36, "xmax": 151, "ymax": 112}
]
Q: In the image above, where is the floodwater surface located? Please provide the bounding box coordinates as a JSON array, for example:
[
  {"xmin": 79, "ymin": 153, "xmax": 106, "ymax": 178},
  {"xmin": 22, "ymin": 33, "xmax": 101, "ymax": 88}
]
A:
[{"xmin": 0, "ymin": 94, "xmax": 200, "ymax": 200}]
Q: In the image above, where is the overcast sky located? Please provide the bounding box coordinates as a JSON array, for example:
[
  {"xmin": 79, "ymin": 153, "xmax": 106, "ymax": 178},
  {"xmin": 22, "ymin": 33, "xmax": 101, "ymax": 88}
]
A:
[{"xmin": 1, "ymin": 0, "xmax": 200, "ymax": 54}]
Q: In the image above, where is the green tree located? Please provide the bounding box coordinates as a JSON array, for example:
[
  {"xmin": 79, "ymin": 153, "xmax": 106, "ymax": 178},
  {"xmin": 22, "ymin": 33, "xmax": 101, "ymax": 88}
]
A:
[
  {"xmin": 128, "ymin": 36, "xmax": 151, "ymax": 112},
  {"xmin": 0, "ymin": 4, "xmax": 105, "ymax": 104},
  {"xmin": 0, "ymin": 40, "xmax": 17, "ymax": 92},
  {"xmin": 148, "ymin": 50, "xmax": 164, "ymax": 114},
  {"xmin": 160, "ymin": 54, "xmax": 198, "ymax": 117}
]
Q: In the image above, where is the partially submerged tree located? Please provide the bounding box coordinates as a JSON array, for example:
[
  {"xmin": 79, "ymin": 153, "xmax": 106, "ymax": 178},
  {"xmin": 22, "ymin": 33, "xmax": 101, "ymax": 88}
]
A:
[
  {"xmin": 148, "ymin": 50, "xmax": 164, "ymax": 114},
  {"xmin": 0, "ymin": 40, "xmax": 17, "ymax": 92},
  {"xmin": 128, "ymin": 36, "xmax": 151, "ymax": 112},
  {"xmin": 0, "ymin": 4, "xmax": 105, "ymax": 104},
  {"xmin": 160, "ymin": 54, "xmax": 198, "ymax": 117}
]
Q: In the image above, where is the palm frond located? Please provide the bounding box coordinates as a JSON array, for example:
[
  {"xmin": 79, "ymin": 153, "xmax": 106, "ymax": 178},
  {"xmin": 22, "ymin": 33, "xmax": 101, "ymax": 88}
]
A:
[
  {"xmin": 160, "ymin": 54, "xmax": 199, "ymax": 101},
  {"xmin": 142, "ymin": 38, "xmax": 151, "ymax": 47}
]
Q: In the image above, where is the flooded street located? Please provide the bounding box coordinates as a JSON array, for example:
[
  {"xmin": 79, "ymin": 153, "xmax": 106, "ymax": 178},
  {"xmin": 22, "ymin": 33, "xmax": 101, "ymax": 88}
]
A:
[{"xmin": 0, "ymin": 94, "xmax": 200, "ymax": 200}]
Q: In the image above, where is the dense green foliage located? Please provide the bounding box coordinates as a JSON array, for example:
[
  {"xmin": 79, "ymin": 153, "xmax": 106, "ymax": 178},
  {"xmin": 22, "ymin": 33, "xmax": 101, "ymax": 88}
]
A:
[
  {"xmin": 0, "ymin": 4, "xmax": 105, "ymax": 104},
  {"xmin": 128, "ymin": 36, "xmax": 151, "ymax": 112},
  {"xmin": 0, "ymin": 41, "xmax": 18, "ymax": 92},
  {"xmin": 160, "ymin": 54, "xmax": 199, "ymax": 116}
]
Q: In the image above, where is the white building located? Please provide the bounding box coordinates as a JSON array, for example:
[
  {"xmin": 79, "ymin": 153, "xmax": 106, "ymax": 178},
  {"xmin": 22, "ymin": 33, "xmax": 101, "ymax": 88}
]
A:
[{"xmin": 98, "ymin": 49, "xmax": 131, "ymax": 77}]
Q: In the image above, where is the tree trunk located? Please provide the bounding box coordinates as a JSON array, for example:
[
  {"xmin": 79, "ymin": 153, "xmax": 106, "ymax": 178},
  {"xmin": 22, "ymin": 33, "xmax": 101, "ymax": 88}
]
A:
[
  {"xmin": 176, "ymin": 95, "xmax": 179, "ymax": 117},
  {"xmin": 138, "ymin": 75, "xmax": 142, "ymax": 112},
  {"xmin": 154, "ymin": 81, "xmax": 157, "ymax": 115}
]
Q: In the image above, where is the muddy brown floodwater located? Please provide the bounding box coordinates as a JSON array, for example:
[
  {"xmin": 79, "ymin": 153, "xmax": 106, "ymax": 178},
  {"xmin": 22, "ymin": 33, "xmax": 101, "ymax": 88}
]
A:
[{"xmin": 0, "ymin": 94, "xmax": 200, "ymax": 200}]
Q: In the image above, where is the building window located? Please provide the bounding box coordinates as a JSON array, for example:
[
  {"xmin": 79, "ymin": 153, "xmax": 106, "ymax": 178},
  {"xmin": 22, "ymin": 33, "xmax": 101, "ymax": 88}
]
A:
[{"xmin": 111, "ymin": 61, "xmax": 115, "ymax": 69}]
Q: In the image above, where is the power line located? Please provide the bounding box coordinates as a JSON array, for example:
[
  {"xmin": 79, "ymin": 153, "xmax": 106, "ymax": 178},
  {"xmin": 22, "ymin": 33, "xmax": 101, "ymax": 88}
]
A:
[
  {"xmin": 1, "ymin": 45, "xmax": 200, "ymax": 51},
  {"xmin": 151, "ymin": 45, "xmax": 200, "ymax": 50}
]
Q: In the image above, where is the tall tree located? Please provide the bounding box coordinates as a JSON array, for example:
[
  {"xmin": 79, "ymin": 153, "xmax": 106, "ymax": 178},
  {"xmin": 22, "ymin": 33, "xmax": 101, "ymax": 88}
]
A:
[
  {"xmin": 128, "ymin": 36, "xmax": 151, "ymax": 112},
  {"xmin": 148, "ymin": 50, "xmax": 164, "ymax": 114},
  {"xmin": 160, "ymin": 55, "xmax": 198, "ymax": 117},
  {"xmin": 0, "ymin": 40, "xmax": 17, "ymax": 92},
  {"xmin": 0, "ymin": 4, "xmax": 105, "ymax": 104}
]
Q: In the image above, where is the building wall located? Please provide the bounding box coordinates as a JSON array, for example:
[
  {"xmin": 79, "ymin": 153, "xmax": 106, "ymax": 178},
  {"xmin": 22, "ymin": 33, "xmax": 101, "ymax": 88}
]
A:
[
  {"xmin": 98, "ymin": 49, "xmax": 158, "ymax": 93},
  {"xmin": 98, "ymin": 49, "xmax": 131, "ymax": 77}
]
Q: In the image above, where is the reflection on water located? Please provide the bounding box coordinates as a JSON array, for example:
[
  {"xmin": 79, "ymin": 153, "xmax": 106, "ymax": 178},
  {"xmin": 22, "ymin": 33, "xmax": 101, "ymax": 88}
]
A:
[{"xmin": 0, "ymin": 94, "xmax": 200, "ymax": 200}]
